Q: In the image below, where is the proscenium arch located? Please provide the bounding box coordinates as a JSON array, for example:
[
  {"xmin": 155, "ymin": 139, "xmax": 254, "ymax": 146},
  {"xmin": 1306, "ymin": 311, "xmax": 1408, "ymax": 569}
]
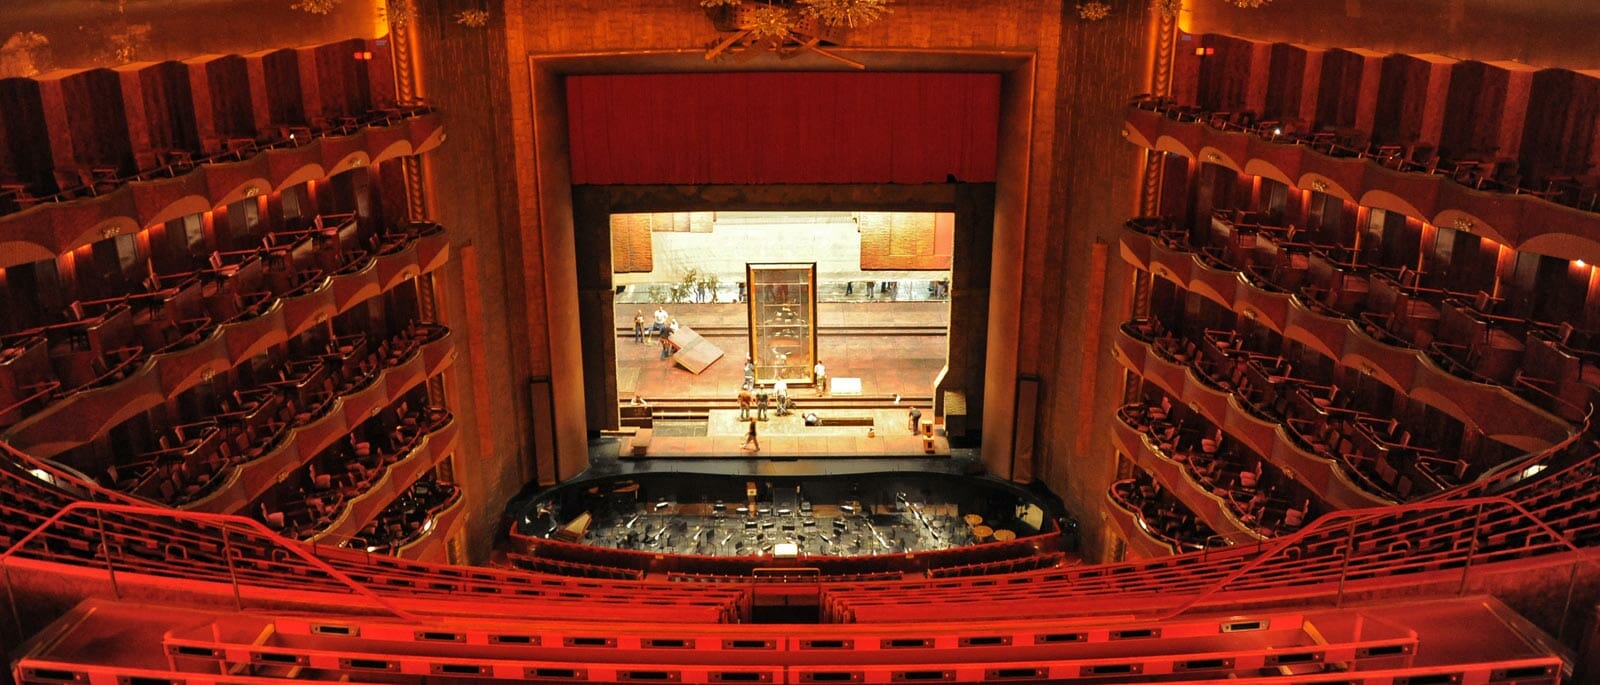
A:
[{"xmin": 524, "ymin": 50, "xmax": 1038, "ymax": 483}]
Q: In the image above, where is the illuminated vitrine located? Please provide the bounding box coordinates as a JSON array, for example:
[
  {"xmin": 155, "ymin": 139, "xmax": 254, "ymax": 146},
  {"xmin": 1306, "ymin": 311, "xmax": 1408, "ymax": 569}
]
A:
[{"xmin": 746, "ymin": 263, "xmax": 817, "ymax": 386}]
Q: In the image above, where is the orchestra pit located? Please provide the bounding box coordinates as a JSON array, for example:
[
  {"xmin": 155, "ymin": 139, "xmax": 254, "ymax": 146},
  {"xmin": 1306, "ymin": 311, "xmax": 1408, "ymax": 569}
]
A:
[{"xmin": 2, "ymin": 0, "xmax": 1600, "ymax": 683}]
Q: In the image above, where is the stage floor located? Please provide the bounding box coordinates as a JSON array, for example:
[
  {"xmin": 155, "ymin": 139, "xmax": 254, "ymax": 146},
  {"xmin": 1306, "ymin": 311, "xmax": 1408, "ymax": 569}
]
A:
[
  {"xmin": 625, "ymin": 409, "xmax": 949, "ymax": 459},
  {"xmin": 616, "ymin": 301, "xmax": 948, "ymax": 402}
]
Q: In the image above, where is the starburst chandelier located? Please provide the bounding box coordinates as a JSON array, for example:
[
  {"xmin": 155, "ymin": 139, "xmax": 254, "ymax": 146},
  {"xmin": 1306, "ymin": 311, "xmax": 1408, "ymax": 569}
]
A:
[
  {"xmin": 701, "ymin": 0, "xmax": 893, "ymax": 70},
  {"xmin": 1077, "ymin": 2, "xmax": 1112, "ymax": 20},
  {"xmin": 798, "ymin": 0, "xmax": 893, "ymax": 27}
]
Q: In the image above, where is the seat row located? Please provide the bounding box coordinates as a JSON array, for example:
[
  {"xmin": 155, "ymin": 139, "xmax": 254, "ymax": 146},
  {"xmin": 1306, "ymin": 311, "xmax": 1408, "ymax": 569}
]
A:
[
  {"xmin": 819, "ymin": 427, "xmax": 1600, "ymax": 622},
  {"xmin": 10, "ymin": 595, "xmax": 1563, "ymax": 685}
]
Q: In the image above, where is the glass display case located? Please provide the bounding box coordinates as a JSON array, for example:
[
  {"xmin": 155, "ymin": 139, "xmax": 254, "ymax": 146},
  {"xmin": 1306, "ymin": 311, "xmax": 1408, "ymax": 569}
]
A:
[{"xmin": 746, "ymin": 263, "xmax": 817, "ymax": 386}]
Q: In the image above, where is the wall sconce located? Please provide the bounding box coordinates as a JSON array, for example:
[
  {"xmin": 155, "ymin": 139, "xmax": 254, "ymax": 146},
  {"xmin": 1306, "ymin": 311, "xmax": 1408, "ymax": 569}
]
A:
[
  {"xmin": 1205, "ymin": 152, "xmax": 1221, "ymax": 163},
  {"xmin": 1310, "ymin": 179, "xmax": 1328, "ymax": 192},
  {"xmin": 1451, "ymin": 217, "xmax": 1474, "ymax": 232},
  {"xmin": 99, "ymin": 226, "xmax": 121, "ymax": 239}
]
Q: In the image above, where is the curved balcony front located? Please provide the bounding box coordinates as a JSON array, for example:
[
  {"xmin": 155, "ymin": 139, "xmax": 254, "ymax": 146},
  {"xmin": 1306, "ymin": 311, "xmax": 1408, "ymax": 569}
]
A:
[
  {"xmin": 181, "ymin": 339, "xmax": 449, "ymax": 515},
  {"xmin": 1122, "ymin": 427, "xmax": 1266, "ymax": 544},
  {"xmin": 279, "ymin": 276, "xmax": 337, "ymax": 340},
  {"xmin": 2, "ymin": 359, "xmax": 165, "ymax": 459},
  {"xmin": 1104, "ymin": 488, "xmax": 1182, "ymax": 559},
  {"xmin": 1124, "ymin": 107, "xmax": 1600, "ymax": 262},
  {"xmin": 1117, "ymin": 334, "xmax": 1412, "ymax": 511},
  {"xmin": 310, "ymin": 415, "xmax": 458, "ymax": 546},
  {"xmin": 395, "ymin": 489, "xmax": 467, "ymax": 563},
  {"xmin": 1119, "ymin": 223, "xmax": 1573, "ymax": 448},
  {"xmin": 0, "ymin": 112, "xmax": 444, "ymax": 270}
]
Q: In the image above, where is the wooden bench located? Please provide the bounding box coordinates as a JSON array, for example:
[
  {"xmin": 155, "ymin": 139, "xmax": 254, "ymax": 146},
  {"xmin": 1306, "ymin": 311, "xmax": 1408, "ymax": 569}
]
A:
[
  {"xmin": 630, "ymin": 428, "xmax": 653, "ymax": 456},
  {"xmin": 810, "ymin": 416, "xmax": 875, "ymax": 427}
]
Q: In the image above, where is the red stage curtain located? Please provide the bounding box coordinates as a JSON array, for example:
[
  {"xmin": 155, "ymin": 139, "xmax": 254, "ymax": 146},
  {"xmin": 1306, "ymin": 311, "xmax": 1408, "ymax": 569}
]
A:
[{"xmin": 565, "ymin": 72, "xmax": 1000, "ymax": 185}]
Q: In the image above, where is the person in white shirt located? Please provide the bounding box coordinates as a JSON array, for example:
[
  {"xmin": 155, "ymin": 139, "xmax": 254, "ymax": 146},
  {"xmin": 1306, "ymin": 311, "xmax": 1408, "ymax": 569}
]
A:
[
  {"xmin": 652, "ymin": 307, "xmax": 668, "ymax": 338},
  {"xmin": 774, "ymin": 379, "xmax": 789, "ymax": 415},
  {"xmin": 813, "ymin": 361, "xmax": 827, "ymax": 396}
]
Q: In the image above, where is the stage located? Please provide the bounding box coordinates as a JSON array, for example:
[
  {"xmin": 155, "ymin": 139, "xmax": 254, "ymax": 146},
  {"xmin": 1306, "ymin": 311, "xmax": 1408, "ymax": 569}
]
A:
[{"xmin": 624, "ymin": 409, "xmax": 948, "ymax": 458}]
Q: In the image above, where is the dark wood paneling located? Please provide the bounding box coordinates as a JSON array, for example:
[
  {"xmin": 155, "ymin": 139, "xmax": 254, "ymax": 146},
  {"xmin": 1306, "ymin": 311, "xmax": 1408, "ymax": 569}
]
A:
[
  {"xmin": 139, "ymin": 61, "xmax": 200, "ymax": 155},
  {"xmin": 0, "ymin": 78, "xmax": 53, "ymax": 185},
  {"xmin": 1263, "ymin": 43, "xmax": 1306, "ymax": 122},
  {"xmin": 61, "ymin": 68, "xmax": 131, "ymax": 171},
  {"xmin": 1196, "ymin": 34, "xmax": 1254, "ymax": 112},
  {"xmin": 1439, "ymin": 61, "xmax": 1509, "ymax": 158},
  {"xmin": 1373, "ymin": 54, "xmax": 1428, "ymax": 146},
  {"xmin": 260, "ymin": 49, "xmax": 306, "ymax": 126},
  {"xmin": 1316, "ymin": 49, "xmax": 1365, "ymax": 130},
  {"xmin": 205, "ymin": 55, "xmax": 255, "ymax": 138},
  {"xmin": 313, "ymin": 38, "xmax": 373, "ymax": 120},
  {"xmin": 1520, "ymin": 69, "xmax": 1600, "ymax": 185}
]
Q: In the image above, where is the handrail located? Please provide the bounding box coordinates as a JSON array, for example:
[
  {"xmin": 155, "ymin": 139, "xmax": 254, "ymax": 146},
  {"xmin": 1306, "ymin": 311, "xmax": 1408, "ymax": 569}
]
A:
[
  {"xmin": 0, "ymin": 499, "xmax": 419, "ymax": 622},
  {"xmin": 1156, "ymin": 493, "xmax": 1600, "ymax": 620}
]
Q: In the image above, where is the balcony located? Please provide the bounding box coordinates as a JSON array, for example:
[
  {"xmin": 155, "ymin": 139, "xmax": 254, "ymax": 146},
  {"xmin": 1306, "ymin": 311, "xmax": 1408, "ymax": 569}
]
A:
[
  {"xmin": 0, "ymin": 228, "xmax": 450, "ymax": 456},
  {"xmin": 1116, "ymin": 335, "xmax": 1403, "ymax": 509},
  {"xmin": 181, "ymin": 325, "xmax": 453, "ymax": 515},
  {"xmin": 1119, "ymin": 222, "xmax": 1572, "ymax": 450},
  {"xmin": 0, "ymin": 111, "xmax": 443, "ymax": 270},
  {"xmin": 309, "ymin": 413, "xmax": 459, "ymax": 546},
  {"xmin": 1123, "ymin": 106, "xmax": 1600, "ymax": 259}
]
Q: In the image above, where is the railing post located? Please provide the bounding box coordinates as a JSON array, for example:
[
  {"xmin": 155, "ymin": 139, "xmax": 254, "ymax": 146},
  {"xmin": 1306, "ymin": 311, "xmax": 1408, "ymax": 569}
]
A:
[
  {"xmin": 1558, "ymin": 560, "xmax": 1581, "ymax": 642},
  {"xmin": 1335, "ymin": 520, "xmax": 1357, "ymax": 608},
  {"xmin": 94, "ymin": 508, "xmax": 119, "ymax": 600},
  {"xmin": 219, "ymin": 523, "xmax": 244, "ymax": 612},
  {"xmin": 1457, "ymin": 503, "xmax": 1486, "ymax": 596},
  {"xmin": 2, "ymin": 560, "xmax": 22, "ymax": 642}
]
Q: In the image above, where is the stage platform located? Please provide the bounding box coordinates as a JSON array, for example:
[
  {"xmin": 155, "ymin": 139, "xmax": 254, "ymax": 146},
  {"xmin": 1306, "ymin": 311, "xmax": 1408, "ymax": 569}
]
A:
[
  {"xmin": 625, "ymin": 409, "xmax": 948, "ymax": 458},
  {"xmin": 616, "ymin": 302, "xmax": 946, "ymax": 402}
]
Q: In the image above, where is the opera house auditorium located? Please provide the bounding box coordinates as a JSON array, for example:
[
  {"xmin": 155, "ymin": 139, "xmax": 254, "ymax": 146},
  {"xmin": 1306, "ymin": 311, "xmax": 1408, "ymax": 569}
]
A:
[{"xmin": 0, "ymin": 0, "xmax": 1598, "ymax": 682}]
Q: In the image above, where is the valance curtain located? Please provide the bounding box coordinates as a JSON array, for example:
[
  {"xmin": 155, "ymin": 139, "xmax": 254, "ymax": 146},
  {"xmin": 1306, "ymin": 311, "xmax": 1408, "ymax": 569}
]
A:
[{"xmin": 566, "ymin": 72, "xmax": 1000, "ymax": 185}]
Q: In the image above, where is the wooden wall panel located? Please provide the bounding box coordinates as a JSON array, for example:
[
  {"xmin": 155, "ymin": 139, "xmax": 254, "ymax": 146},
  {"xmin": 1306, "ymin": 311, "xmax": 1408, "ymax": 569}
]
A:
[
  {"xmin": 1440, "ymin": 61, "xmax": 1507, "ymax": 157},
  {"xmin": 1316, "ymin": 49, "xmax": 1365, "ymax": 130},
  {"xmin": 858, "ymin": 212, "xmax": 952, "ymax": 271},
  {"xmin": 1373, "ymin": 54, "xmax": 1431, "ymax": 146},
  {"xmin": 205, "ymin": 55, "xmax": 256, "ymax": 138},
  {"xmin": 608, "ymin": 213, "xmax": 654, "ymax": 274},
  {"xmin": 259, "ymin": 49, "xmax": 306, "ymax": 127},
  {"xmin": 1263, "ymin": 43, "xmax": 1306, "ymax": 122},
  {"xmin": 59, "ymin": 68, "xmax": 131, "ymax": 171},
  {"xmin": 1521, "ymin": 69, "xmax": 1600, "ymax": 185},
  {"xmin": 1196, "ymin": 34, "xmax": 1254, "ymax": 112},
  {"xmin": 0, "ymin": 78, "xmax": 53, "ymax": 185},
  {"xmin": 138, "ymin": 62, "xmax": 199, "ymax": 157}
]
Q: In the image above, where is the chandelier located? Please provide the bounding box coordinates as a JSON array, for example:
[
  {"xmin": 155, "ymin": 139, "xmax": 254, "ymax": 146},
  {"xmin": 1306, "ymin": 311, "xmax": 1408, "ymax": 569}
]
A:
[{"xmin": 701, "ymin": 0, "xmax": 893, "ymax": 69}]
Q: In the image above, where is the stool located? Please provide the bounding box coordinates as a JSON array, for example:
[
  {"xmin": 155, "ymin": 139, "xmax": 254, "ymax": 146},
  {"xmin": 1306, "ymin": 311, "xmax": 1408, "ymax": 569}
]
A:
[
  {"xmin": 963, "ymin": 514, "xmax": 984, "ymax": 527},
  {"xmin": 973, "ymin": 525, "xmax": 993, "ymax": 542},
  {"xmin": 992, "ymin": 529, "xmax": 1016, "ymax": 542},
  {"xmin": 920, "ymin": 418, "xmax": 934, "ymax": 437}
]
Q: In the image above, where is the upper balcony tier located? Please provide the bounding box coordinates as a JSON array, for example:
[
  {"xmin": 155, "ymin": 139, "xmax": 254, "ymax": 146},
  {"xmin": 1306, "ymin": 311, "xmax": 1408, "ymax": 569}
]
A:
[
  {"xmin": 0, "ymin": 111, "xmax": 442, "ymax": 270},
  {"xmin": 1123, "ymin": 106, "xmax": 1600, "ymax": 265}
]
